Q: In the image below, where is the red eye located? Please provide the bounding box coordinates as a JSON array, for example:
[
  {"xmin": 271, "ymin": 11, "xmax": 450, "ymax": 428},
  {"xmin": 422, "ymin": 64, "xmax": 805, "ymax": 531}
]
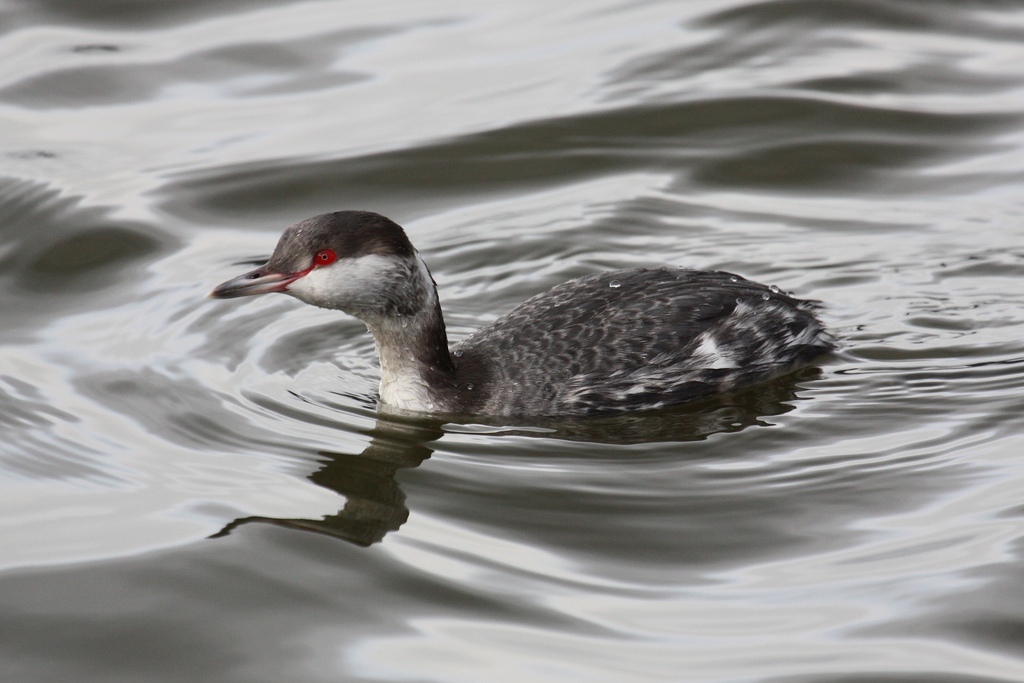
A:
[{"xmin": 314, "ymin": 249, "xmax": 336, "ymax": 266}]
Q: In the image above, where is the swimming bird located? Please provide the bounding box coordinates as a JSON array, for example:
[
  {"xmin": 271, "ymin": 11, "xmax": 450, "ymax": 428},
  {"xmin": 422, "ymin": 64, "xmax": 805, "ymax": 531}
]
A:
[{"xmin": 209, "ymin": 211, "xmax": 833, "ymax": 416}]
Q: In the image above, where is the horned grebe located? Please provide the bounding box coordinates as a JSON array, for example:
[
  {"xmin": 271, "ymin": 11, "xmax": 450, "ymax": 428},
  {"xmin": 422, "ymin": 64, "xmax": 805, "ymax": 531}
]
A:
[{"xmin": 209, "ymin": 211, "xmax": 834, "ymax": 416}]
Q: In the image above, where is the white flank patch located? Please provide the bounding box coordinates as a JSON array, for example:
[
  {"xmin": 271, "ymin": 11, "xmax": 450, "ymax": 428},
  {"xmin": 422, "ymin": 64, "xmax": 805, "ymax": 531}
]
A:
[{"xmin": 694, "ymin": 332, "xmax": 738, "ymax": 369}]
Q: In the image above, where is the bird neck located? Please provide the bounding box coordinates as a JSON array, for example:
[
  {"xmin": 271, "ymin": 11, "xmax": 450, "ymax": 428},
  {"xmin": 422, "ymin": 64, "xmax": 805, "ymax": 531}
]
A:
[{"xmin": 364, "ymin": 296, "xmax": 456, "ymax": 413}]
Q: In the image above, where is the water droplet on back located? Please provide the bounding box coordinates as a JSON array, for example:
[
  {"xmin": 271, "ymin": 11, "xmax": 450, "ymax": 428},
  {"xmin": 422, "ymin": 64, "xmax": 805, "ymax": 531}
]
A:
[
  {"xmin": 453, "ymin": 349, "xmax": 464, "ymax": 357},
  {"xmin": 769, "ymin": 285, "xmax": 781, "ymax": 294},
  {"xmin": 609, "ymin": 280, "xmax": 621, "ymax": 288},
  {"xmin": 761, "ymin": 293, "xmax": 770, "ymax": 300}
]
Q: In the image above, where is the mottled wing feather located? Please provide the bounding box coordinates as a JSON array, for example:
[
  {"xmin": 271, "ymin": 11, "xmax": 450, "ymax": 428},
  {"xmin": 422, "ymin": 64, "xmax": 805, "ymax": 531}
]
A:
[{"xmin": 452, "ymin": 268, "xmax": 832, "ymax": 416}]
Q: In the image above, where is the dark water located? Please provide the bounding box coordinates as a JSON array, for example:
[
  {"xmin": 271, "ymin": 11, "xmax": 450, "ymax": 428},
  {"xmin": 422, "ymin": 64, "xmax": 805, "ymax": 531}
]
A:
[{"xmin": 4, "ymin": 1, "xmax": 1024, "ymax": 681}]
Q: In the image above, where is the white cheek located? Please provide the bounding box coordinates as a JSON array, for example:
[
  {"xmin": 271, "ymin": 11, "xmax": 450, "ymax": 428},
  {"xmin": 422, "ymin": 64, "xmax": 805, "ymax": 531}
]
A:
[
  {"xmin": 287, "ymin": 262, "xmax": 352, "ymax": 306},
  {"xmin": 286, "ymin": 254, "xmax": 397, "ymax": 311}
]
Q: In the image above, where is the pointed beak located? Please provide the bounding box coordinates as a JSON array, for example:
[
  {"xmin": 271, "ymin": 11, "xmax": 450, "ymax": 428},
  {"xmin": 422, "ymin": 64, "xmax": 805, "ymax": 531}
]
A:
[{"xmin": 207, "ymin": 265, "xmax": 304, "ymax": 299}]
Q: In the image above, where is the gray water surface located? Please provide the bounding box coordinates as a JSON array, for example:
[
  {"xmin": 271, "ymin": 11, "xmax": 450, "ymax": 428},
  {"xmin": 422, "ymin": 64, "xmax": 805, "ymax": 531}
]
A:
[{"xmin": 3, "ymin": 1, "xmax": 1024, "ymax": 681}]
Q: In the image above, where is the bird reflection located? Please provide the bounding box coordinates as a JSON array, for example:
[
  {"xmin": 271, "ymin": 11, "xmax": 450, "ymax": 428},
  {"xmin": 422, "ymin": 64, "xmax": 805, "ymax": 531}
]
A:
[
  {"xmin": 211, "ymin": 368, "xmax": 820, "ymax": 546},
  {"xmin": 211, "ymin": 416, "xmax": 443, "ymax": 546}
]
